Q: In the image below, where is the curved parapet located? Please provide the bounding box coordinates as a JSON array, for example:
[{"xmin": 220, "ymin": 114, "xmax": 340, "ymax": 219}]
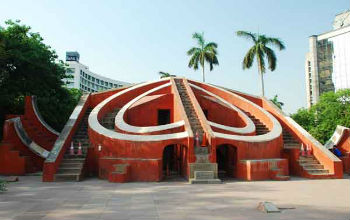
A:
[
  {"xmin": 325, "ymin": 125, "xmax": 350, "ymax": 150},
  {"xmin": 114, "ymin": 82, "xmax": 185, "ymax": 134},
  {"xmin": 189, "ymin": 83, "xmax": 255, "ymax": 135},
  {"xmin": 189, "ymin": 80, "xmax": 282, "ymax": 143},
  {"xmin": 8, "ymin": 117, "xmax": 50, "ymax": 158},
  {"xmin": 31, "ymin": 96, "xmax": 59, "ymax": 136},
  {"xmin": 87, "ymin": 78, "xmax": 192, "ymax": 182},
  {"xmin": 90, "ymin": 84, "xmax": 135, "ymax": 108},
  {"xmin": 89, "ymin": 79, "xmax": 188, "ymax": 141}
]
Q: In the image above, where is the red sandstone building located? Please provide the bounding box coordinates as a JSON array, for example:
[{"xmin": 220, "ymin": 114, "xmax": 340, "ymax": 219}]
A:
[{"xmin": 1, "ymin": 78, "xmax": 349, "ymax": 183}]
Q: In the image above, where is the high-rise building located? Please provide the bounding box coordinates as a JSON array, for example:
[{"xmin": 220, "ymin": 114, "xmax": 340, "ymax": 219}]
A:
[
  {"xmin": 305, "ymin": 10, "xmax": 350, "ymax": 108},
  {"xmin": 64, "ymin": 51, "xmax": 131, "ymax": 92}
]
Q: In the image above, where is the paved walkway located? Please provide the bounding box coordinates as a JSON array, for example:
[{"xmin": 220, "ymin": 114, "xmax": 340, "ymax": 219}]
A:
[{"xmin": 0, "ymin": 176, "xmax": 349, "ymax": 220}]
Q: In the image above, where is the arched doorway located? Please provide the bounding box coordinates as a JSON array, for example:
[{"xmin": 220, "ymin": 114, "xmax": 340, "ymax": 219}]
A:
[
  {"xmin": 162, "ymin": 144, "xmax": 187, "ymax": 181},
  {"xmin": 216, "ymin": 144, "xmax": 237, "ymax": 179}
]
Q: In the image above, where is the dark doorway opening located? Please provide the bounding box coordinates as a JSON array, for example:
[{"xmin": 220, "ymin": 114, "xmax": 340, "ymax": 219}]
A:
[
  {"xmin": 162, "ymin": 144, "xmax": 187, "ymax": 181},
  {"xmin": 216, "ymin": 144, "xmax": 237, "ymax": 179},
  {"xmin": 158, "ymin": 109, "xmax": 170, "ymax": 125}
]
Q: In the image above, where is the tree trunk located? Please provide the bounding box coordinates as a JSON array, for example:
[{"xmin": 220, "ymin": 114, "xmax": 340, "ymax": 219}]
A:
[
  {"xmin": 259, "ymin": 69, "xmax": 265, "ymax": 97},
  {"xmin": 202, "ymin": 64, "xmax": 205, "ymax": 82},
  {"xmin": 257, "ymin": 58, "xmax": 265, "ymax": 97}
]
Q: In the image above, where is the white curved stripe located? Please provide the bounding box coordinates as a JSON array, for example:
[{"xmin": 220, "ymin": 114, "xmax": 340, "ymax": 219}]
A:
[
  {"xmin": 9, "ymin": 117, "xmax": 50, "ymax": 158},
  {"xmin": 115, "ymin": 82, "xmax": 185, "ymax": 133},
  {"xmin": 89, "ymin": 79, "xmax": 189, "ymax": 141},
  {"xmin": 189, "ymin": 80, "xmax": 282, "ymax": 142},
  {"xmin": 189, "ymin": 83, "xmax": 255, "ymax": 134},
  {"xmin": 32, "ymin": 96, "xmax": 60, "ymax": 136}
]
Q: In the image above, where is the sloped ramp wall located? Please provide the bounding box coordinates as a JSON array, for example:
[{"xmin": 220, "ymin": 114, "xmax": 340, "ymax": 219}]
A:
[
  {"xmin": 43, "ymin": 94, "xmax": 91, "ymax": 181},
  {"xmin": 261, "ymin": 98, "xmax": 343, "ymax": 178}
]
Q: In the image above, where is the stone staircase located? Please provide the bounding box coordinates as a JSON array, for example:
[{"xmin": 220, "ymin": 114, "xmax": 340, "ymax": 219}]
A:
[
  {"xmin": 100, "ymin": 108, "xmax": 120, "ymax": 130},
  {"xmin": 298, "ymin": 155, "xmax": 330, "ymax": 176},
  {"xmin": 175, "ymin": 79, "xmax": 204, "ymax": 140},
  {"xmin": 174, "ymin": 78, "xmax": 220, "ymax": 184},
  {"xmin": 243, "ymin": 111, "xmax": 269, "ymax": 135},
  {"xmin": 283, "ymin": 129, "xmax": 300, "ymax": 149},
  {"xmin": 55, "ymin": 108, "xmax": 92, "ymax": 181}
]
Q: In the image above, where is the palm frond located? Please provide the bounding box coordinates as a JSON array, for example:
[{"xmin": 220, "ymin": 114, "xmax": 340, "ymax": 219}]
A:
[
  {"xmin": 159, "ymin": 71, "xmax": 170, "ymax": 78},
  {"xmin": 204, "ymin": 42, "xmax": 218, "ymax": 51},
  {"xmin": 236, "ymin": 31, "xmax": 257, "ymax": 43},
  {"xmin": 188, "ymin": 52, "xmax": 200, "ymax": 70},
  {"xmin": 187, "ymin": 47, "xmax": 200, "ymax": 56},
  {"xmin": 204, "ymin": 53, "xmax": 219, "ymax": 71},
  {"xmin": 242, "ymin": 46, "xmax": 255, "ymax": 70},
  {"xmin": 263, "ymin": 46, "xmax": 277, "ymax": 71},
  {"xmin": 266, "ymin": 37, "xmax": 285, "ymax": 50},
  {"xmin": 192, "ymin": 32, "xmax": 205, "ymax": 47}
]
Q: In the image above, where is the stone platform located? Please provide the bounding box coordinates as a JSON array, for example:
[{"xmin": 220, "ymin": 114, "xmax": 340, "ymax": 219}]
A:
[{"xmin": 0, "ymin": 176, "xmax": 349, "ymax": 220}]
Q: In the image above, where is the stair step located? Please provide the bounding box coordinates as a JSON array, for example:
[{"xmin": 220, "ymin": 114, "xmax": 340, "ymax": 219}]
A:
[
  {"xmin": 189, "ymin": 179, "xmax": 222, "ymax": 184},
  {"xmin": 57, "ymin": 168, "xmax": 82, "ymax": 173},
  {"xmin": 62, "ymin": 158, "xmax": 85, "ymax": 163},
  {"xmin": 305, "ymin": 168, "xmax": 328, "ymax": 172},
  {"xmin": 301, "ymin": 164, "xmax": 324, "ymax": 169},
  {"xmin": 55, "ymin": 173, "xmax": 81, "ymax": 181},
  {"xmin": 60, "ymin": 163, "xmax": 83, "ymax": 168}
]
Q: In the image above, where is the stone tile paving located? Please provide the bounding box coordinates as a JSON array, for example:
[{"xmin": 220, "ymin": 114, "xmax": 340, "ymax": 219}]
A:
[{"xmin": 0, "ymin": 176, "xmax": 349, "ymax": 220}]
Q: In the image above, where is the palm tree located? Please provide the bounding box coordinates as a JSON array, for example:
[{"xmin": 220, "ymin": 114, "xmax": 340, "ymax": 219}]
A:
[
  {"xmin": 270, "ymin": 95, "xmax": 284, "ymax": 109},
  {"xmin": 236, "ymin": 31, "xmax": 285, "ymax": 96},
  {"xmin": 159, "ymin": 71, "xmax": 176, "ymax": 78},
  {"xmin": 187, "ymin": 32, "xmax": 219, "ymax": 82}
]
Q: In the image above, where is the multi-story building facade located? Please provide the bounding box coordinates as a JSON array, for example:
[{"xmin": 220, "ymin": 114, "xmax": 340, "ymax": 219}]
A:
[
  {"xmin": 305, "ymin": 10, "xmax": 350, "ymax": 108},
  {"xmin": 64, "ymin": 51, "xmax": 131, "ymax": 92}
]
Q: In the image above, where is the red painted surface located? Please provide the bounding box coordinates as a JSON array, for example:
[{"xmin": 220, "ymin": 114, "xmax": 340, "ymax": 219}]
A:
[
  {"xmin": 0, "ymin": 96, "xmax": 58, "ymax": 175},
  {"xmin": 21, "ymin": 97, "xmax": 58, "ymax": 151},
  {"xmin": 90, "ymin": 87, "xmax": 128, "ymax": 108},
  {"xmin": 108, "ymin": 165, "xmax": 131, "ymax": 183},
  {"xmin": 336, "ymin": 129, "xmax": 350, "ymax": 173},
  {"xmin": 237, "ymin": 159, "xmax": 288, "ymax": 181},
  {"xmin": 337, "ymin": 129, "xmax": 350, "ymax": 153},
  {"xmin": 261, "ymin": 98, "xmax": 343, "ymax": 178},
  {"xmin": 2, "ymin": 78, "xmax": 345, "ymax": 181},
  {"xmin": 43, "ymin": 95, "xmax": 91, "ymax": 182},
  {"xmin": 127, "ymin": 94, "xmax": 173, "ymax": 127}
]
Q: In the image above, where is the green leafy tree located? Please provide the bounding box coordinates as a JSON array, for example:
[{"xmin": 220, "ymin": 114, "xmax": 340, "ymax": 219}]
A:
[
  {"xmin": 292, "ymin": 89, "xmax": 350, "ymax": 144},
  {"xmin": 187, "ymin": 32, "xmax": 219, "ymax": 82},
  {"xmin": 0, "ymin": 20, "xmax": 81, "ymax": 138},
  {"xmin": 270, "ymin": 95, "xmax": 284, "ymax": 109},
  {"xmin": 236, "ymin": 31, "xmax": 285, "ymax": 96},
  {"xmin": 159, "ymin": 71, "xmax": 176, "ymax": 78}
]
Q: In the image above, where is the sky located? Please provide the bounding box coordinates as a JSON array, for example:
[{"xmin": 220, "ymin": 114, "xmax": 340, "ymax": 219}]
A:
[{"xmin": 1, "ymin": 0, "xmax": 349, "ymax": 113}]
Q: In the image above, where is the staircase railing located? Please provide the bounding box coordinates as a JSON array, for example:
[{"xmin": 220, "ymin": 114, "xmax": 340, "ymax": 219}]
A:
[
  {"xmin": 171, "ymin": 78, "xmax": 195, "ymax": 162},
  {"xmin": 42, "ymin": 94, "xmax": 91, "ymax": 181},
  {"xmin": 182, "ymin": 78, "xmax": 216, "ymax": 161}
]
